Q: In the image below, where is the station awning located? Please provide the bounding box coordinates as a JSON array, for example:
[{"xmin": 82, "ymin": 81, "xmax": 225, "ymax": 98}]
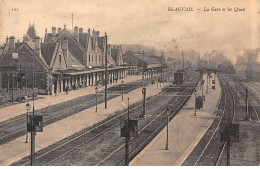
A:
[{"xmin": 54, "ymin": 66, "xmax": 131, "ymax": 76}]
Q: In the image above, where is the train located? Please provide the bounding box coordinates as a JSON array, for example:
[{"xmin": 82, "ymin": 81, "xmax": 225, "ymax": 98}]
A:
[{"xmin": 217, "ymin": 64, "xmax": 236, "ymax": 74}]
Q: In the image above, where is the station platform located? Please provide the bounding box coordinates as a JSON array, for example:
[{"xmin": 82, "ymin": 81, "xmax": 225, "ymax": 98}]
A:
[
  {"xmin": 0, "ymin": 75, "xmax": 142, "ymax": 123},
  {"xmin": 130, "ymin": 74, "xmax": 221, "ymax": 166},
  {"xmin": 0, "ymin": 77, "xmax": 167, "ymax": 166}
]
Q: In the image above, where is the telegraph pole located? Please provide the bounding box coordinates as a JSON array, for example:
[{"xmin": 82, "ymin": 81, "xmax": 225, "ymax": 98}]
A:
[
  {"xmin": 31, "ymin": 69, "xmax": 35, "ymax": 166},
  {"xmin": 140, "ymin": 50, "xmax": 146, "ymax": 118},
  {"xmin": 142, "ymin": 50, "xmax": 145, "ymax": 88},
  {"xmin": 105, "ymin": 33, "xmax": 108, "ymax": 109},
  {"xmin": 160, "ymin": 52, "xmax": 163, "ymax": 87},
  {"xmin": 227, "ymin": 101, "xmax": 231, "ymax": 166},
  {"xmin": 182, "ymin": 50, "xmax": 184, "ymax": 70},
  {"xmin": 206, "ymin": 76, "xmax": 208, "ymax": 94},
  {"xmin": 245, "ymin": 88, "xmax": 251, "ymax": 120},
  {"xmin": 12, "ymin": 65, "xmax": 14, "ymax": 104},
  {"xmin": 125, "ymin": 98, "xmax": 130, "ymax": 166},
  {"xmin": 72, "ymin": 13, "xmax": 73, "ymax": 30}
]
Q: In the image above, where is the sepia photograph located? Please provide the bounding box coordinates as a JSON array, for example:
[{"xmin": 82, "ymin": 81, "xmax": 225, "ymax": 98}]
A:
[{"xmin": 0, "ymin": 0, "xmax": 259, "ymax": 166}]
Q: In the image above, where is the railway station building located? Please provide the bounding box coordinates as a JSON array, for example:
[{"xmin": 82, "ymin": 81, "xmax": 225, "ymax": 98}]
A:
[{"xmin": 0, "ymin": 23, "xmax": 130, "ymax": 95}]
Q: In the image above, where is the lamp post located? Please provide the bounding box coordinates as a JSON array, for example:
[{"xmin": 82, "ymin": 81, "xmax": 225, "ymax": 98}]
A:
[
  {"xmin": 95, "ymin": 86, "xmax": 98, "ymax": 112},
  {"xmin": 122, "ymin": 80, "xmax": 124, "ymax": 101},
  {"xmin": 206, "ymin": 76, "xmax": 208, "ymax": 94},
  {"xmin": 244, "ymin": 87, "xmax": 252, "ymax": 121},
  {"xmin": 201, "ymin": 82, "xmax": 204, "ymax": 99},
  {"xmin": 25, "ymin": 102, "xmax": 31, "ymax": 143},
  {"xmin": 194, "ymin": 89, "xmax": 197, "ymax": 116},
  {"xmin": 157, "ymin": 75, "xmax": 158, "ymax": 89},
  {"xmin": 105, "ymin": 33, "xmax": 108, "ymax": 109},
  {"xmin": 140, "ymin": 87, "xmax": 146, "ymax": 118},
  {"xmin": 165, "ymin": 108, "xmax": 171, "ymax": 150}
]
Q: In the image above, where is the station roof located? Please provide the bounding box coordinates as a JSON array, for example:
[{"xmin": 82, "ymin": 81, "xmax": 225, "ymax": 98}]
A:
[{"xmin": 53, "ymin": 66, "xmax": 131, "ymax": 75}]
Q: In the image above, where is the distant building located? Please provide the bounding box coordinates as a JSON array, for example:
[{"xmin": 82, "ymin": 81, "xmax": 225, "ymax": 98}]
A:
[
  {"xmin": 243, "ymin": 50, "xmax": 260, "ymax": 80},
  {"xmin": 123, "ymin": 51, "xmax": 162, "ymax": 69}
]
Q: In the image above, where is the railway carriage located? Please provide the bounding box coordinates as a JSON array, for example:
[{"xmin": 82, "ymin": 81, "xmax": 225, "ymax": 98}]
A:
[{"xmin": 174, "ymin": 70, "xmax": 186, "ymax": 84}]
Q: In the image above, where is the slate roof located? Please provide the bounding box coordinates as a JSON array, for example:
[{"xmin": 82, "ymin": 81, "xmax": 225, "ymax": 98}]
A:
[
  {"xmin": 44, "ymin": 29, "xmax": 85, "ymax": 63},
  {"xmin": 0, "ymin": 42, "xmax": 23, "ymax": 63},
  {"xmin": 128, "ymin": 52, "xmax": 161, "ymax": 64},
  {"xmin": 16, "ymin": 42, "xmax": 49, "ymax": 70},
  {"xmin": 26, "ymin": 25, "xmax": 37, "ymax": 40},
  {"xmin": 79, "ymin": 33, "xmax": 88, "ymax": 49},
  {"xmin": 41, "ymin": 42, "xmax": 56, "ymax": 66},
  {"xmin": 25, "ymin": 41, "xmax": 35, "ymax": 50},
  {"xmin": 111, "ymin": 48, "xmax": 119, "ymax": 64},
  {"xmin": 66, "ymin": 34, "xmax": 85, "ymax": 63},
  {"xmin": 14, "ymin": 43, "xmax": 23, "ymax": 52},
  {"xmin": 44, "ymin": 33, "xmax": 53, "ymax": 42},
  {"xmin": 97, "ymin": 37, "xmax": 105, "ymax": 51},
  {"xmin": 66, "ymin": 49, "xmax": 86, "ymax": 69}
]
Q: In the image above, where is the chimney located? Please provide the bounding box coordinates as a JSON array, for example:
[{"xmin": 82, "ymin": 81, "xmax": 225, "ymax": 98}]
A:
[
  {"xmin": 57, "ymin": 27, "xmax": 61, "ymax": 33},
  {"xmin": 92, "ymin": 29, "xmax": 95, "ymax": 37},
  {"xmin": 34, "ymin": 36, "xmax": 41, "ymax": 58},
  {"xmin": 74, "ymin": 26, "xmax": 79, "ymax": 42},
  {"xmin": 52, "ymin": 27, "xmax": 56, "ymax": 36},
  {"xmin": 88, "ymin": 28, "xmax": 91, "ymax": 35},
  {"xmin": 79, "ymin": 27, "xmax": 83, "ymax": 34},
  {"xmin": 9, "ymin": 36, "xmax": 15, "ymax": 52},
  {"xmin": 64, "ymin": 24, "xmax": 67, "ymax": 30},
  {"xmin": 62, "ymin": 37, "xmax": 68, "ymax": 58}
]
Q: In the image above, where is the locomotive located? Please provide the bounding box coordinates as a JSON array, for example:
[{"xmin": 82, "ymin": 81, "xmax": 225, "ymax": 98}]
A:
[{"xmin": 217, "ymin": 64, "xmax": 236, "ymax": 74}]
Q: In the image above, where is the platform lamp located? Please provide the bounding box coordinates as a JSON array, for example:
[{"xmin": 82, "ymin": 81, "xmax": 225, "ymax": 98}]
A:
[
  {"xmin": 206, "ymin": 75, "xmax": 209, "ymax": 94},
  {"xmin": 25, "ymin": 102, "xmax": 31, "ymax": 143},
  {"xmin": 121, "ymin": 80, "xmax": 124, "ymax": 101},
  {"xmin": 95, "ymin": 86, "xmax": 98, "ymax": 112},
  {"xmin": 194, "ymin": 89, "xmax": 197, "ymax": 116},
  {"xmin": 165, "ymin": 108, "xmax": 171, "ymax": 150}
]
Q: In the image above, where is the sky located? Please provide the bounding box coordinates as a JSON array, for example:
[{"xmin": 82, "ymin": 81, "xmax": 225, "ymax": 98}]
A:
[{"xmin": 0, "ymin": 0, "xmax": 260, "ymax": 63}]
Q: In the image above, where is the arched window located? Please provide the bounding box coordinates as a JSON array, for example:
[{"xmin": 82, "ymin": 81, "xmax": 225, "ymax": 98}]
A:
[
  {"xmin": 95, "ymin": 55, "xmax": 97, "ymax": 65},
  {"xmin": 89, "ymin": 54, "xmax": 91, "ymax": 62},
  {"xmin": 92, "ymin": 55, "xmax": 93, "ymax": 64}
]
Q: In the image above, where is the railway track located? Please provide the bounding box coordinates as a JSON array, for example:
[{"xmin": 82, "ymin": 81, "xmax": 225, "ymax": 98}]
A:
[
  {"xmin": 116, "ymin": 79, "xmax": 198, "ymax": 166},
  {"xmin": 0, "ymin": 78, "xmax": 154, "ymax": 146},
  {"xmin": 0, "ymin": 70, "xmax": 178, "ymax": 146},
  {"xmin": 230, "ymin": 76, "xmax": 260, "ymax": 121},
  {"xmin": 51, "ymin": 72, "xmax": 200, "ymax": 166},
  {"xmin": 215, "ymin": 75, "xmax": 260, "ymax": 166},
  {"xmin": 12, "ymin": 71, "xmax": 199, "ymax": 166},
  {"xmin": 182, "ymin": 73, "xmax": 236, "ymax": 166},
  {"xmin": 183, "ymin": 73, "xmax": 260, "ymax": 166}
]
